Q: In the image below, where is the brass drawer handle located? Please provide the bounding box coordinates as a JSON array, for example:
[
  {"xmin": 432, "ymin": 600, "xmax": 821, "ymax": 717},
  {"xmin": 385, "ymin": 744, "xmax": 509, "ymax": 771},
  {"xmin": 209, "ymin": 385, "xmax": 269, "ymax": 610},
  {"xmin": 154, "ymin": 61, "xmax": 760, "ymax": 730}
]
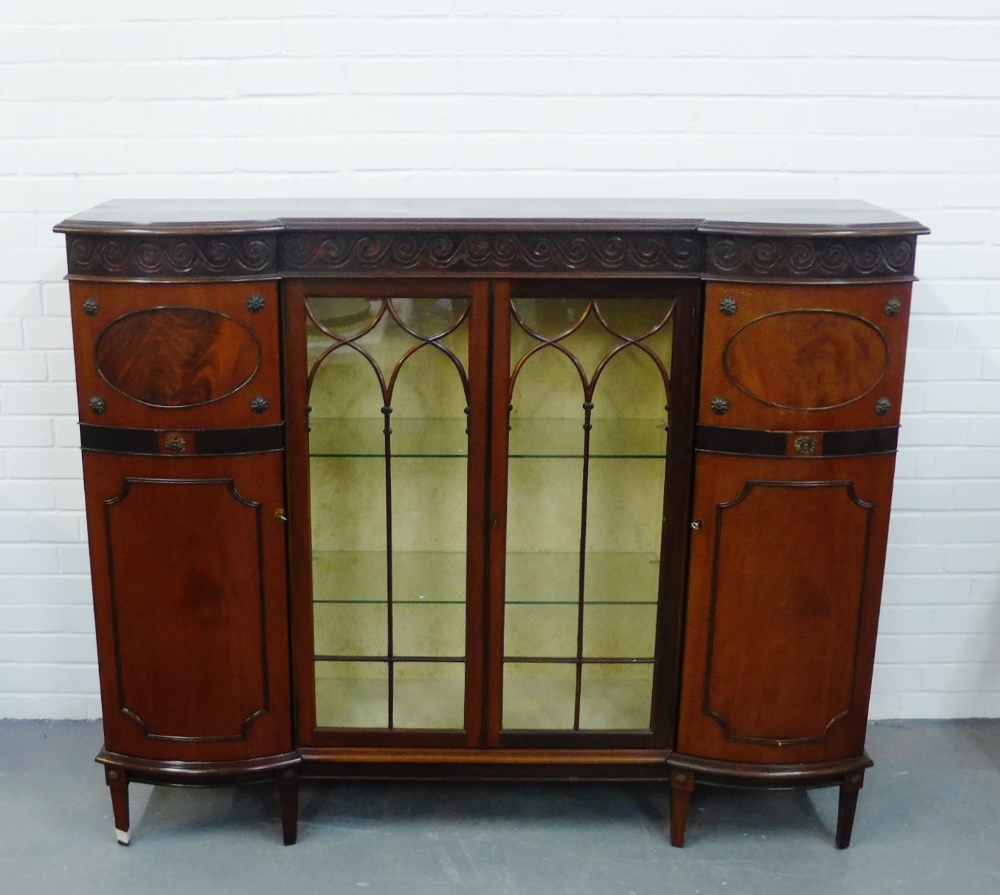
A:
[
  {"xmin": 164, "ymin": 436, "xmax": 187, "ymax": 453},
  {"xmin": 793, "ymin": 436, "xmax": 817, "ymax": 455}
]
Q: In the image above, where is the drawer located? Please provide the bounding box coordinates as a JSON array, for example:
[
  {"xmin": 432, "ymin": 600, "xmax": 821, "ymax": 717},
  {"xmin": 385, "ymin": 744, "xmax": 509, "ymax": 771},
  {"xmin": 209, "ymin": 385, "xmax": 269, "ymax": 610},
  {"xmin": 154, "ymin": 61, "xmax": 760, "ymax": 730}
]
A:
[
  {"xmin": 69, "ymin": 281, "xmax": 281, "ymax": 429},
  {"xmin": 699, "ymin": 281, "xmax": 911, "ymax": 431}
]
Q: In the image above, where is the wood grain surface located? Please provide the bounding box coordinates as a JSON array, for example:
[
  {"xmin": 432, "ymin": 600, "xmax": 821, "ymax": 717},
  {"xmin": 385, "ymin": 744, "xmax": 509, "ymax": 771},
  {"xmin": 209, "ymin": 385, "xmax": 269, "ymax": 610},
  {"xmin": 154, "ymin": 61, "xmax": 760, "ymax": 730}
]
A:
[{"xmin": 83, "ymin": 451, "xmax": 292, "ymax": 763}]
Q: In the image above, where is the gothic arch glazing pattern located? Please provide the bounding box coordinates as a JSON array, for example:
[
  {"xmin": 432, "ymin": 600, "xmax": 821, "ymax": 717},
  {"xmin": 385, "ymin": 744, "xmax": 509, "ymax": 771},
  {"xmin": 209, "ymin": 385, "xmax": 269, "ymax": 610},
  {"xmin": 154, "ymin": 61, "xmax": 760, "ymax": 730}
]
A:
[
  {"xmin": 502, "ymin": 294, "xmax": 676, "ymax": 732},
  {"xmin": 305, "ymin": 295, "xmax": 472, "ymax": 732}
]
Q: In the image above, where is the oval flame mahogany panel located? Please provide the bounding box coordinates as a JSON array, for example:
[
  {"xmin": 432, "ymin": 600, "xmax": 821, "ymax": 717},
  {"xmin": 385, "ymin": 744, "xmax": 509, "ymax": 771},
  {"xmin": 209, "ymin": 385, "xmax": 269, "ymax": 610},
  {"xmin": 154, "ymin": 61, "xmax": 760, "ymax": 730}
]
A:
[
  {"xmin": 96, "ymin": 308, "xmax": 262, "ymax": 407},
  {"xmin": 723, "ymin": 311, "xmax": 888, "ymax": 411}
]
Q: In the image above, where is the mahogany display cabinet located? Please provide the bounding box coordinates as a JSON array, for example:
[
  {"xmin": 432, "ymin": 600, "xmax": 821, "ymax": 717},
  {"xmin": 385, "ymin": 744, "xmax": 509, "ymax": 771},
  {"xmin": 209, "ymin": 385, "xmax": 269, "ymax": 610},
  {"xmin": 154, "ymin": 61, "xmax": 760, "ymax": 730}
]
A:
[{"xmin": 55, "ymin": 199, "xmax": 928, "ymax": 849}]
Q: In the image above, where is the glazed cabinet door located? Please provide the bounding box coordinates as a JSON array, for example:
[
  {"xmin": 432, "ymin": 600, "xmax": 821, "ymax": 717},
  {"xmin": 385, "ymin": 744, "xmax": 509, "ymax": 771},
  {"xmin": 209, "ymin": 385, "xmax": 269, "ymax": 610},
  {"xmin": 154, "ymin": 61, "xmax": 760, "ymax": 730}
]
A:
[
  {"xmin": 487, "ymin": 280, "xmax": 698, "ymax": 747},
  {"xmin": 285, "ymin": 280, "xmax": 490, "ymax": 748}
]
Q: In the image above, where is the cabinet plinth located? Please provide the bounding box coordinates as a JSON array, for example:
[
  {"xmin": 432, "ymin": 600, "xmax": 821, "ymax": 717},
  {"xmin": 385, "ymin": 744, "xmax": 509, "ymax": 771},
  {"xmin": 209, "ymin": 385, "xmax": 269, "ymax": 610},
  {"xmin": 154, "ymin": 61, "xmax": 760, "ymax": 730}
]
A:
[{"xmin": 57, "ymin": 199, "xmax": 927, "ymax": 847}]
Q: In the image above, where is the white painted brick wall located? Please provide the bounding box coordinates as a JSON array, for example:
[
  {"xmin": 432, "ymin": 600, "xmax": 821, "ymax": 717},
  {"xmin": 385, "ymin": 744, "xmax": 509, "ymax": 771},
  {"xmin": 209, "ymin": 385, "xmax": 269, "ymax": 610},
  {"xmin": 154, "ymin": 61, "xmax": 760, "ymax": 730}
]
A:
[{"xmin": 2, "ymin": 2, "xmax": 999, "ymax": 720}]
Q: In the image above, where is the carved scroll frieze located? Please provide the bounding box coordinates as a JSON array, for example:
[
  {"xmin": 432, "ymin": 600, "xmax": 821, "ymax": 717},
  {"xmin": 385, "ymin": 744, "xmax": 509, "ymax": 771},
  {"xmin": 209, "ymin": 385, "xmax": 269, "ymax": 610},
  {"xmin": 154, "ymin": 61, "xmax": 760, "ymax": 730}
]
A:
[
  {"xmin": 66, "ymin": 233, "xmax": 277, "ymax": 279},
  {"xmin": 706, "ymin": 234, "xmax": 918, "ymax": 282},
  {"xmin": 280, "ymin": 231, "xmax": 704, "ymax": 275},
  {"xmin": 64, "ymin": 225, "xmax": 920, "ymax": 282}
]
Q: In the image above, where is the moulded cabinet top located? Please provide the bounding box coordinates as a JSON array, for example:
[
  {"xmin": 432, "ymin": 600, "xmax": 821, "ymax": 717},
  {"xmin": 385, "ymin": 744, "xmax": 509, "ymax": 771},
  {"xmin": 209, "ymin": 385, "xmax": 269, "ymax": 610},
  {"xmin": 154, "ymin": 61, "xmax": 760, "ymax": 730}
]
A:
[{"xmin": 54, "ymin": 198, "xmax": 929, "ymax": 238}]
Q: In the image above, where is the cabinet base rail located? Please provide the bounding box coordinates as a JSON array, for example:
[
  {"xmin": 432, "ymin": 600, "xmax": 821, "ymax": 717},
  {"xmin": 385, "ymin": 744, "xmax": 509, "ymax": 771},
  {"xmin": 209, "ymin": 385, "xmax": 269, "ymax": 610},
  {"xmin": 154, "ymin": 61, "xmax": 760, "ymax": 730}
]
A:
[
  {"xmin": 96, "ymin": 747, "xmax": 874, "ymax": 849},
  {"xmin": 667, "ymin": 752, "xmax": 873, "ymax": 849},
  {"xmin": 96, "ymin": 750, "xmax": 301, "ymax": 847}
]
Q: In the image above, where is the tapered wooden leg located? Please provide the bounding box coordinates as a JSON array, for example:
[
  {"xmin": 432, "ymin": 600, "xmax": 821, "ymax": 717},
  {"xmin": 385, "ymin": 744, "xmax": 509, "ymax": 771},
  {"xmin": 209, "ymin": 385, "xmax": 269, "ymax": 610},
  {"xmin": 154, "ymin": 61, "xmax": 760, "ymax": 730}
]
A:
[
  {"xmin": 104, "ymin": 766, "xmax": 130, "ymax": 846},
  {"xmin": 276, "ymin": 767, "xmax": 299, "ymax": 846},
  {"xmin": 835, "ymin": 771, "xmax": 865, "ymax": 849},
  {"xmin": 669, "ymin": 769, "xmax": 695, "ymax": 848}
]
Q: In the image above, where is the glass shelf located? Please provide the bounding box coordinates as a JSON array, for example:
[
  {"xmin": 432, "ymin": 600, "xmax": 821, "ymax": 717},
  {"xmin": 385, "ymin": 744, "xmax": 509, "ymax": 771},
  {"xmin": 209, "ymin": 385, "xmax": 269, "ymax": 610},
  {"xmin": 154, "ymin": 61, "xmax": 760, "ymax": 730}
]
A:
[
  {"xmin": 504, "ymin": 602, "xmax": 658, "ymax": 659},
  {"xmin": 309, "ymin": 417, "xmax": 667, "ymax": 460},
  {"xmin": 505, "ymin": 551, "xmax": 661, "ymax": 604},
  {"xmin": 509, "ymin": 418, "xmax": 667, "ymax": 459},
  {"xmin": 313, "ymin": 550, "xmax": 661, "ymax": 605},
  {"xmin": 310, "ymin": 417, "xmax": 468, "ymax": 458},
  {"xmin": 313, "ymin": 550, "xmax": 466, "ymax": 604}
]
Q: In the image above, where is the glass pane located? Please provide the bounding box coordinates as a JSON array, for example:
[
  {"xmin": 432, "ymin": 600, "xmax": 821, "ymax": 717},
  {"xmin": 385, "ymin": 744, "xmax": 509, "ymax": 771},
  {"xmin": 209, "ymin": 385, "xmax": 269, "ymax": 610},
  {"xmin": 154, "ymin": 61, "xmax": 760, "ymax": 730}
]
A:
[
  {"xmin": 394, "ymin": 604, "xmax": 465, "ymax": 657},
  {"xmin": 504, "ymin": 604, "xmax": 578, "ymax": 658},
  {"xmin": 592, "ymin": 367, "xmax": 667, "ymax": 454},
  {"xmin": 503, "ymin": 663, "xmax": 577, "ymax": 730},
  {"xmin": 585, "ymin": 553, "xmax": 660, "ymax": 604},
  {"xmin": 310, "ymin": 417, "xmax": 469, "ymax": 458},
  {"xmin": 313, "ymin": 551, "xmax": 386, "ymax": 603},
  {"xmin": 307, "ymin": 294, "xmax": 470, "ymax": 732},
  {"xmin": 314, "ymin": 604, "xmax": 387, "ymax": 657},
  {"xmin": 579, "ymin": 664, "xmax": 654, "ymax": 730},
  {"xmin": 315, "ymin": 661, "xmax": 387, "ymax": 728},
  {"xmin": 504, "ymin": 554, "xmax": 578, "ymax": 604},
  {"xmin": 582, "ymin": 605, "xmax": 658, "ymax": 659},
  {"xmin": 394, "ymin": 662, "xmax": 465, "ymax": 729},
  {"xmin": 589, "ymin": 418, "xmax": 666, "ymax": 458},
  {"xmin": 392, "ymin": 551, "xmax": 465, "ymax": 603},
  {"xmin": 509, "ymin": 418, "xmax": 666, "ymax": 459},
  {"xmin": 505, "ymin": 459, "xmax": 582, "ymax": 555},
  {"xmin": 389, "ymin": 296, "xmax": 468, "ymax": 340},
  {"xmin": 313, "ymin": 552, "xmax": 467, "ymax": 606},
  {"xmin": 509, "ymin": 353, "xmax": 581, "ymax": 456},
  {"xmin": 308, "ymin": 295, "xmax": 380, "ymax": 340},
  {"xmin": 504, "ymin": 553, "xmax": 660, "ymax": 604},
  {"xmin": 587, "ymin": 460, "xmax": 665, "ymax": 555},
  {"xmin": 596, "ymin": 297, "xmax": 676, "ymax": 342},
  {"xmin": 512, "ymin": 296, "xmax": 589, "ymax": 340},
  {"xmin": 311, "ymin": 457, "xmax": 386, "ymax": 555},
  {"xmin": 393, "ymin": 459, "xmax": 466, "ymax": 553}
]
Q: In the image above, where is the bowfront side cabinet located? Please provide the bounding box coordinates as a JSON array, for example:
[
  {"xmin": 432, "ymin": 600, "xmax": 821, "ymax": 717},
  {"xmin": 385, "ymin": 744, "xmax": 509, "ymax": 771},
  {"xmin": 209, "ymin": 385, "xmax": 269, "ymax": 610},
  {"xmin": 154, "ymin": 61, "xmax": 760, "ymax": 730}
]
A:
[
  {"xmin": 55, "ymin": 200, "xmax": 927, "ymax": 848},
  {"xmin": 66, "ymin": 279, "xmax": 298, "ymax": 845},
  {"xmin": 669, "ymin": 280, "xmax": 912, "ymax": 848}
]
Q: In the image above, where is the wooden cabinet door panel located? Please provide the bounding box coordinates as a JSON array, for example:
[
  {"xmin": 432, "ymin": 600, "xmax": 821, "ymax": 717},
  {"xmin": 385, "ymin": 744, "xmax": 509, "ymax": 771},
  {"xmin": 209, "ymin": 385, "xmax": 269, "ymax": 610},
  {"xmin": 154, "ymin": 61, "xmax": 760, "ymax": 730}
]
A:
[
  {"xmin": 83, "ymin": 452, "xmax": 292, "ymax": 762},
  {"xmin": 70, "ymin": 281, "xmax": 281, "ymax": 429},
  {"xmin": 676, "ymin": 452, "xmax": 895, "ymax": 765},
  {"xmin": 700, "ymin": 282, "xmax": 911, "ymax": 431}
]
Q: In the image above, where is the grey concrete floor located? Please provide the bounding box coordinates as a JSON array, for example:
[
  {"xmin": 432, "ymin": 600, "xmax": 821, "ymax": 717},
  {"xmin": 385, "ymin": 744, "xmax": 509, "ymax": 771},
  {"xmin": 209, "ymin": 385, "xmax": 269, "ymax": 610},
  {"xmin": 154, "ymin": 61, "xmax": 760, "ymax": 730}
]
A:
[{"xmin": 0, "ymin": 720, "xmax": 998, "ymax": 895}]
